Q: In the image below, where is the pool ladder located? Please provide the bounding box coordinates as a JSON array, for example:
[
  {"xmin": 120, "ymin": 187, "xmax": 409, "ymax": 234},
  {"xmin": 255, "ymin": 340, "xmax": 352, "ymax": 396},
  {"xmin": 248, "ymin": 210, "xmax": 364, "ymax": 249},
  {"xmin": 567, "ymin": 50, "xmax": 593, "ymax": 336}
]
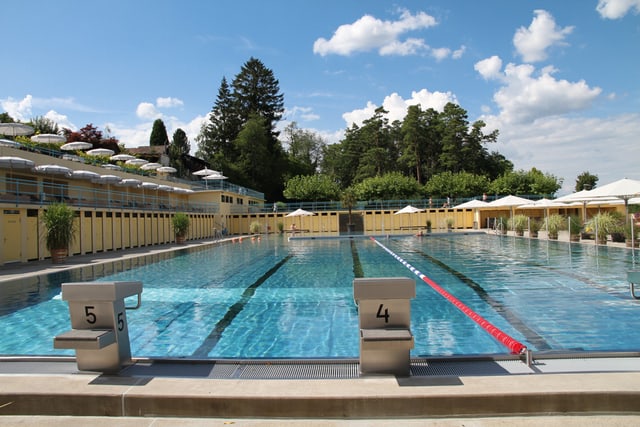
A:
[{"xmin": 629, "ymin": 271, "xmax": 640, "ymax": 300}]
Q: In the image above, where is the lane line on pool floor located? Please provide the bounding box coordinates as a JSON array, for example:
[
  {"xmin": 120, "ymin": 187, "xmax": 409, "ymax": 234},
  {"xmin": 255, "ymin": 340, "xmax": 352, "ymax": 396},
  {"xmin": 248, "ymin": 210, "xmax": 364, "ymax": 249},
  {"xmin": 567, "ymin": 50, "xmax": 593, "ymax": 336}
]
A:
[{"xmin": 192, "ymin": 255, "xmax": 293, "ymax": 357}]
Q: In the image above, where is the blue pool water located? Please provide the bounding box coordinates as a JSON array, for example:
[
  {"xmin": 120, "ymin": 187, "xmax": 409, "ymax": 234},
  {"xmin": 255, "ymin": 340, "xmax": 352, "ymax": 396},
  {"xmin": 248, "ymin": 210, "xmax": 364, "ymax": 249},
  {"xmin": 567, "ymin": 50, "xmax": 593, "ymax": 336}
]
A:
[{"xmin": 0, "ymin": 234, "xmax": 638, "ymax": 358}]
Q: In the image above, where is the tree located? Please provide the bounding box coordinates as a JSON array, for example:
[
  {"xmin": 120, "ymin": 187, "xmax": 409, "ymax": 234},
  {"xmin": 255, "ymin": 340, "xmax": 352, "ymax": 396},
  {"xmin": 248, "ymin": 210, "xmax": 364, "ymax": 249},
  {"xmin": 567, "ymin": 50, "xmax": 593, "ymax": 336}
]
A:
[
  {"xmin": 352, "ymin": 172, "xmax": 422, "ymax": 201},
  {"xmin": 63, "ymin": 124, "xmax": 119, "ymax": 153},
  {"xmin": 150, "ymin": 118, "xmax": 169, "ymax": 148},
  {"xmin": 283, "ymin": 174, "xmax": 340, "ymax": 201},
  {"xmin": 424, "ymin": 172, "xmax": 491, "ymax": 199},
  {"xmin": 575, "ymin": 171, "xmax": 598, "ymax": 191},
  {"xmin": 490, "ymin": 168, "xmax": 562, "ymax": 196},
  {"xmin": 168, "ymin": 128, "xmax": 190, "ymax": 177},
  {"xmin": 29, "ymin": 116, "xmax": 59, "ymax": 135},
  {"xmin": 283, "ymin": 122, "xmax": 325, "ymax": 176}
]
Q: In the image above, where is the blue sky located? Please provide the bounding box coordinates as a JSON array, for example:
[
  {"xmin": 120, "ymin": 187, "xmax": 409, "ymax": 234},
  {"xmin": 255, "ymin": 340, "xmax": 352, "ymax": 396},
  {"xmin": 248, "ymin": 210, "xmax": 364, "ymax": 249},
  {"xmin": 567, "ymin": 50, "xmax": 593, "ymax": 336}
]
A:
[{"xmin": 2, "ymin": 0, "xmax": 639, "ymax": 194}]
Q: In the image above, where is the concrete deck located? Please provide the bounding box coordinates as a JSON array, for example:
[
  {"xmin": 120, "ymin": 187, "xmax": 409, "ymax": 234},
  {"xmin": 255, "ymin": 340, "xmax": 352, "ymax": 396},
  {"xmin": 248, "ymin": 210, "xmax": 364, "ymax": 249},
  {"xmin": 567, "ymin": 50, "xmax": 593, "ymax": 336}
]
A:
[{"xmin": 1, "ymin": 233, "xmax": 639, "ymax": 424}]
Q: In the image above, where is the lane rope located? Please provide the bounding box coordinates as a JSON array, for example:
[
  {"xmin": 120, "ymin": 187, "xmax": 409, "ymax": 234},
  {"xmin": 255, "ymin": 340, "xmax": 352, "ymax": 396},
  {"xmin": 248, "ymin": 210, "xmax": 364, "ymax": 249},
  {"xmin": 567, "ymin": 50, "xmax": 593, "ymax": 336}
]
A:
[{"xmin": 370, "ymin": 237, "xmax": 527, "ymax": 355}]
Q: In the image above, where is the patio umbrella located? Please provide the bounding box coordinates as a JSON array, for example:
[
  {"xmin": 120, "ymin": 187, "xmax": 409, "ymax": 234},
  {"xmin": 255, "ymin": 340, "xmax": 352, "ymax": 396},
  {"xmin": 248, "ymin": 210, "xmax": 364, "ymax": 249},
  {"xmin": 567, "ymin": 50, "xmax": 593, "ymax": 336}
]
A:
[
  {"xmin": 583, "ymin": 178, "xmax": 640, "ymax": 229},
  {"xmin": 158, "ymin": 184, "xmax": 174, "ymax": 192},
  {"xmin": 61, "ymin": 141, "xmax": 92, "ymax": 151},
  {"xmin": 454, "ymin": 199, "xmax": 489, "ymax": 209},
  {"xmin": 71, "ymin": 170, "xmax": 100, "ymax": 181},
  {"xmin": 202, "ymin": 173, "xmax": 227, "ymax": 180},
  {"xmin": 93, "ymin": 174, "xmax": 122, "ymax": 184},
  {"xmin": 110, "ymin": 153, "xmax": 136, "ymax": 161},
  {"xmin": 487, "ymin": 195, "xmax": 531, "ymax": 231},
  {"xmin": 140, "ymin": 162, "xmax": 162, "ymax": 171},
  {"xmin": 394, "ymin": 205, "xmax": 425, "ymax": 229},
  {"xmin": 87, "ymin": 148, "xmax": 115, "ymax": 156},
  {"xmin": 0, "ymin": 139, "xmax": 22, "ymax": 148},
  {"xmin": 0, "ymin": 123, "xmax": 34, "ymax": 137},
  {"xmin": 101, "ymin": 163, "xmax": 122, "ymax": 171},
  {"xmin": 285, "ymin": 208, "xmax": 315, "ymax": 231},
  {"xmin": 140, "ymin": 182, "xmax": 159, "ymax": 190},
  {"xmin": 34, "ymin": 164, "xmax": 72, "ymax": 177},
  {"xmin": 117, "ymin": 178, "xmax": 142, "ymax": 188},
  {"xmin": 30, "ymin": 134, "xmax": 66, "ymax": 144},
  {"xmin": 0, "ymin": 156, "xmax": 35, "ymax": 170},
  {"xmin": 193, "ymin": 167, "xmax": 219, "ymax": 176},
  {"xmin": 125, "ymin": 158, "xmax": 149, "ymax": 166},
  {"xmin": 156, "ymin": 166, "xmax": 177, "ymax": 174}
]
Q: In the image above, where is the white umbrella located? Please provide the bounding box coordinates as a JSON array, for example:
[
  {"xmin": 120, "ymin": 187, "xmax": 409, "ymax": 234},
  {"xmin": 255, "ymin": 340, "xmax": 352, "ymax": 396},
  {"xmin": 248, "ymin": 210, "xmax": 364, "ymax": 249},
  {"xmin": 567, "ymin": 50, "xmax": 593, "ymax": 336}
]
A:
[
  {"xmin": 0, "ymin": 123, "xmax": 34, "ymax": 137},
  {"xmin": 394, "ymin": 205, "xmax": 424, "ymax": 215},
  {"xmin": 117, "ymin": 178, "xmax": 142, "ymax": 188},
  {"xmin": 202, "ymin": 173, "xmax": 228, "ymax": 180},
  {"xmin": 285, "ymin": 208, "xmax": 314, "ymax": 231},
  {"xmin": 0, "ymin": 139, "xmax": 22, "ymax": 148},
  {"xmin": 583, "ymin": 178, "xmax": 640, "ymax": 228},
  {"xmin": 454, "ymin": 199, "xmax": 489, "ymax": 209},
  {"xmin": 487, "ymin": 195, "xmax": 531, "ymax": 231},
  {"xmin": 93, "ymin": 174, "xmax": 122, "ymax": 184},
  {"xmin": 140, "ymin": 162, "xmax": 162, "ymax": 171},
  {"xmin": 34, "ymin": 164, "xmax": 72, "ymax": 177},
  {"xmin": 61, "ymin": 141, "xmax": 92, "ymax": 151},
  {"xmin": 30, "ymin": 133, "xmax": 66, "ymax": 144},
  {"xmin": 156, "ymin": 166, "xmax": 177, "ymax": 174},
  {"xmin": 193, "ymin": 167, "xmax": 219, "ymax": 176},
  {"xmin": 110, "ymin": 153, "xmax": 136, "ymax": 161},
  {"xmin": 140, "ymin": 182, "xmax": 159, "ymax": 190},
  {"xmin": 101, "ymin": 163, "xmax": 122, "ymax": 171},
  {"xmin": 87, "ymin": 148, "xmax": 115, "ymax": 156},
  {"xmin": 71, "ymin": 170, "xmax": 100, "ymax": 180},
  {"xmin": 125, "ymin": 158, "xmax": 149, "ymax": 166},
  {"xmin": 158, "ymin": 184, "xmax": 174, "ymax": 192},
  {"xmin": 0, "ymin": 156, "xmax": 35, "ymax": 169}
]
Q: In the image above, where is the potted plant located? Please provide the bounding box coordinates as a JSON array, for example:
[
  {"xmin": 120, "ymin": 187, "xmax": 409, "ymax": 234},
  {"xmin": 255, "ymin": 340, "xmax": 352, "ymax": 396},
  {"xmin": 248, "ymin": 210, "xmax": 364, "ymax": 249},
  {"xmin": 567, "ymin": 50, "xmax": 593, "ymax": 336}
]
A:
[
  {"xmin": 41, "ymin": 203, "xmax": 76, "ymax": 264},
  {"xmin": 567, "ymin": 215, "xmax": 582, "ymax": 242},
  {"xmin": 510, "ymin": 214, "xmax": 528, "ymax": 236},
  {"xmin": 543, "ymin": 214, "xmax": 564, "ymax": 240},
  {"xmin": 445, "ymin": 217, "xmax": 455, "ymax": 232},
  {"xmin": 426, "ymin": 219, "xmax": 432, "ymax": 233},
  {"xmin": 610, "ymin": 212, "xmax": 626, "ymax": 243},
  {"xmin": 496, "ymin": 216, "xmax": 508, "ymax": 234},
  {"xmin": 172, "ymin": 212, "xmax": 190, "ymax": 244},
  {"xmin": 249, "ymin": 221, "xmax": 262, "ymax": 234},
  {"xmin": 625, "ymin": 222, "xmax": 640, "ymax": 247},
  {"xmin": 341, "ymin": 188, "xmax": 357, "ymax": 233},
  {"xmin": 528, "ymin": 218, "xmax": 541, "ymax": 238},
  {"xmin": 276, "ymin": 222, "xmax": 284, "ymax": 234},
  {"xmin": 585, "ymin": 212, "xmax": 617, "ymax": 245}
]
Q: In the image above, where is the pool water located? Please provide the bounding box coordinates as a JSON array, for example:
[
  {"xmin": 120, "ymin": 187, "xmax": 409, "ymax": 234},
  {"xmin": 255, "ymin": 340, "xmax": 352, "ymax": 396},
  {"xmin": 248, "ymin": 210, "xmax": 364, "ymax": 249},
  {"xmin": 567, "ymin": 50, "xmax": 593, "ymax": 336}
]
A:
[{"xmin": 0, "ymin": 234, "xmax": 638, "ymax": 358}]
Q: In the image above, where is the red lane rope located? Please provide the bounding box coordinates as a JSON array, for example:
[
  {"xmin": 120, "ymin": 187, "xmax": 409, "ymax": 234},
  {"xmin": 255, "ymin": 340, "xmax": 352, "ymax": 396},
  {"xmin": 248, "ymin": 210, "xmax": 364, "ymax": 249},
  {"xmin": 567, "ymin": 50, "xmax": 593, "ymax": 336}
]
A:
[{"xmin": 370, "ymin": 237, "xmax": 527, "ymax": 355}]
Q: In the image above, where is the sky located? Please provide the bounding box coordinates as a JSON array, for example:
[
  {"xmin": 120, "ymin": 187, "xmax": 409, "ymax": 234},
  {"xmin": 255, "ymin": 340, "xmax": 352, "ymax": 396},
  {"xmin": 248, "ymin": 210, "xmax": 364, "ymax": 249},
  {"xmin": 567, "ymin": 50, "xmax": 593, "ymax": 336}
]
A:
[{"xmin": 1, "ymin": 0, "xmax": 639, "ymax": 195}]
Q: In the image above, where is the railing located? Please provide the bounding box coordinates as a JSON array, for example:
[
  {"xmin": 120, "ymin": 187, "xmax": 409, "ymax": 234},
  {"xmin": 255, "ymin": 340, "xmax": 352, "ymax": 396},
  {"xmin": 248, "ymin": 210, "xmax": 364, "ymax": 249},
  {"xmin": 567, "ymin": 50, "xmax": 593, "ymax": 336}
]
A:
[{"xmin": 0, "ymin": 176, "xmax": 219, "ymax": 213}]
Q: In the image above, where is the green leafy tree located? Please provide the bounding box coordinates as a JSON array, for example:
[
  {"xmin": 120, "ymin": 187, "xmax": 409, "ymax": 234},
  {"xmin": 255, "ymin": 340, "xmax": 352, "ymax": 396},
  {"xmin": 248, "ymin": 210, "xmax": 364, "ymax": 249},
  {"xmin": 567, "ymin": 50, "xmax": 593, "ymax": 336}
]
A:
[
  {"xmin": 424, "ymin": 172, "xmax": 491, "ymax": 199},
  {"xmin": 490, "ymin": 168, "xmax": 562, "ymax": 196},
  {"xmin": 352, "ymin": 172, "xmax": 422, "ymax": 201},
  {"xmin": 150, "ymin": 118, "xmax": 169, "ymax": 148},
  {"xmin": 168, "ymin": 128, "xmax": 190, "ymax": 177},
  {"xmin": 29, "ymin": 116, "xmax": 59, "ymax": 135},
  {"xmin": 63, "ymin": 123, "xmax": 119, "ymax": 152},
  {"xmin": 283, "ymin": 121, "xmax": 325, "ymax": 176},
  {"xmin": 575, "ymin": 171, "xmax": 598, "ymax": 191},
  {"xmin": 283, "ymin": 174, "xmax": 340, "ymax": 201},
  {"xmin": 0, "ymin": 112, "xmax": 14, "ymax": 123}
]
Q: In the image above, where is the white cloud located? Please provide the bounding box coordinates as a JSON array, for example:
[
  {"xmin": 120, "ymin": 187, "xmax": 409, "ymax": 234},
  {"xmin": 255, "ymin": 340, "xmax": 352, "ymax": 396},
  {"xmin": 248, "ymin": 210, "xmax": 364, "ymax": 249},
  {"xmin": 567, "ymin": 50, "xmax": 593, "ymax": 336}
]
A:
[
  {"xmin": 430, "ymin": 47, "xmax": 451, "ymax": 62},
  {"xmin": 343, "ymin": 89, "xmax": 457, "ymax": 127},
  {"xmin": 596, "ymin": 0, "xmax": 640, "ymax": 19},
  {"xmin": 44, "ymin": 110, "xmax": 75, "ymax": 130},
  {"xmin": 483, "ymin": 113, "xmax": 640, "ymax": 194},
  {"xmin": 1, "ymin": 95, "xmax": 33, "ymax": 121},
  {"xmin": 452, "ymin": 45, "xmax": 466, "ymax": 59},
  {"xmin": 513, "ymin": 10, "xmax": 574, "ymax": 63},
  {"xmin": 474, "ymin": 56, "xmax": 503, "ymax": 80},
  {"xmin": 478, "ymin": 60, "xmax": 601, "ymax": 124},
  {"xmin": 313, "ymin": 9, "xmax": 437, "ymax": 56},
  {"xmin": 136, "ymin": 102, "xmax": 160, "ymax": 120},
  {"xmin": 156, "ymin": 97, "xmax": 184, "ymax": 108},
  {"xmin": 285, "ymin": 106, "xmax": 320, "ymax": 122}
]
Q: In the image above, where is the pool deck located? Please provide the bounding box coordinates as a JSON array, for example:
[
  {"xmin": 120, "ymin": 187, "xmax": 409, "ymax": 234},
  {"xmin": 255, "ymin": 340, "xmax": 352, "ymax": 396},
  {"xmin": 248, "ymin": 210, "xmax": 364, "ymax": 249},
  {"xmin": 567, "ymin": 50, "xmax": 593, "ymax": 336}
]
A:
[{"xmin": 1, "ymin": 232, "xmax": 640, "ymax": 425}]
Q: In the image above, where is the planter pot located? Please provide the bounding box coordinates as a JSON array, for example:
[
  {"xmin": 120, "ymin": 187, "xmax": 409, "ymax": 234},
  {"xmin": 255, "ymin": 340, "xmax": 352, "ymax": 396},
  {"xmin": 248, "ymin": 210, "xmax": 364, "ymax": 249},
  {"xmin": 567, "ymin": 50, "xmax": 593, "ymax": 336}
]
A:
[
  {"xmin": 581, "ymin": 232, "xmax": 594, "ymax": 240},
  {"xmin": 548, "ymin": 233, "xmax": 558, "ymax": 240},
  {"xmin": 596, "ymin": 237, "xmax": 607, "ymax": 245},
  {"xmin": 50, "ymin": 248, "xmax": 68, "ymax": 264},
  {"xmin": 626, "ymin": 240, "xmax": 640, "ymax": 248},
  {"xmin": 515, "ymin": 230, "xmax": 524, "ymax": 237},
  {"xmin": 176, "ymin": 234, "xmax": 186, "ymax": 244},
  {"xmin": 530, "ymin": 231, "xmax": 538, "ymax": 238},
  {"xmin": 611, "ymin": 232, "xmax": 626, "ymax": 243},
  {"xmin": 570, "ymin": 234, "xmax": 581, "ymax": 242}
]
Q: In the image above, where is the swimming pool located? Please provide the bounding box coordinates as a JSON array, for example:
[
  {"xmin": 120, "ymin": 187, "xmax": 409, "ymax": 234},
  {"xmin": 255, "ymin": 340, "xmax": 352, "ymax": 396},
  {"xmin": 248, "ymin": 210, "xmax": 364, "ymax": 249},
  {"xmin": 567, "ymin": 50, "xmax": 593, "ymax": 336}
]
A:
[{"xmin": 0, "ymin": 234, "xmax": 638, "ymax": 358}]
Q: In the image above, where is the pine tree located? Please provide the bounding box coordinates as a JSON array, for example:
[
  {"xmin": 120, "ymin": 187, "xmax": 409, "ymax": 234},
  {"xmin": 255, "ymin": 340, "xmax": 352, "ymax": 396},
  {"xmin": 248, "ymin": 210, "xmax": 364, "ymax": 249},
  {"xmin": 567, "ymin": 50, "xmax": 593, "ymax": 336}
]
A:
[
  {"xmin": 149, "ymin": 118, "xmax": 169, "ymax": 148},
  {"xmin": 169, "ymin": 128, "xmax": 190, "ymax": 177}
]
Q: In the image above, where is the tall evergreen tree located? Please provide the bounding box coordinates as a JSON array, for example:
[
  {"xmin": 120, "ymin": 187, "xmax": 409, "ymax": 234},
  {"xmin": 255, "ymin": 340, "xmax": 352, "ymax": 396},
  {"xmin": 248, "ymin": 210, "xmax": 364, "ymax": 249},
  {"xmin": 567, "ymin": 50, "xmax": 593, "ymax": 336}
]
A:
[
  {"xmin": 168, "ymin": 128, "xmax": 190, "ymax": 177},
  {"xmin": 150, "ymin": 118, "xmax": 169, "ymax": 149}
]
